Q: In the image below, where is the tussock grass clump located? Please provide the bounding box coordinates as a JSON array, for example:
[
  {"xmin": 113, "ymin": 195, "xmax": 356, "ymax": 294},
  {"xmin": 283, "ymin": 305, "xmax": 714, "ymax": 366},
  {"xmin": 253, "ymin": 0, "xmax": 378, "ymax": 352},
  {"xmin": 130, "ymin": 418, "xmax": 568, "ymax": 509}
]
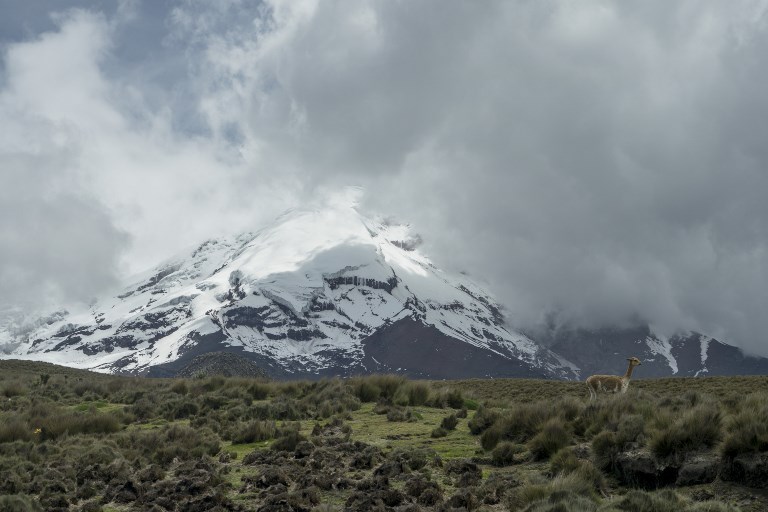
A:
[
  {"xmin": 481, "ymin": 402, "xmax": 554, "ymax": 450},
  {"xmin": 550, "ymin": 447, "xmax": 580, "ymax": 475},
  {"xmin": 650, "ymin": 403, "xmax": 722, "ymax": 460},
  {"xmin": 0, "ymin": 419, "xmax": 32, "ymax": 444},
  {"xmin": 354, "ymin": 379, "xmax": 381, "ymax": 402},
  {"xmin": 247, "ymin": 382, "xmax": 271, "ymax": 400},
  {"xmin": 429, "ymin": 387, "xmax": 465, "ymax": 409},
  {"xmin": 576, "ymin": 392, "xmax": 651, "ymax": 439},
  {"xmin": 529, "ymin": 418, "xmax": 572, "ymax": 461},
  {"xmin": 468, "ymin": 405, "xmax": 500, "ymax": 435},
  {"xmin": 431, "ymin": 427, "xmax": 448, "ymax": 438},
  {"xmin": 393, "ymin": 381, "xmax": 432, "ymax": 406},
  {"xmin": 0, "ymin": 494, "xmax": 43, "ymax": 512},
  {"xmin": 230, "ymin": 420, "xmax": 276, "ymax": 444},
  {"xmin": 441, "ymin": 413, "xmax": 459, "ymax": 431},
  {"xmin": 170, "ymin": 380, "xmax": 188, "ymax": 395},
  {"xmin": 72, "ymin": 380, "xmax": 106, "ymax": 398},
  {"xmin": 721, "ymin": 392, "xmax": 768, "ymax": 458},
  {"xmin": 1, "ymin": 381, "xmax": 27, "ymax": 398},
  {"xmin": 509, "ymin": 472, "xmax": 596, "ymax": 511},
  {"xmin": 386, "ymin": 406, "xmax": 414, "ymax": 422},
  {"xmin": 271, "ymin": 429, "xmax": 307, "ymax": 452},
  {"xmin": 36, "ymin": 411, "xmax": 122, "ymax": 439},
  {"xmin": 591, "ymin": 431, "xmax": 621, "ymax": 470},
  {"xmin": 367, "ymin": 374, "xmax": 407, "ymax": 400},
  {"xmin": 491, "ymin": 441, "xmax": 524, "ymax": 466},
  {"xmin": 589, "ymin": 412, "xmax": 648, "ymax": 470}
]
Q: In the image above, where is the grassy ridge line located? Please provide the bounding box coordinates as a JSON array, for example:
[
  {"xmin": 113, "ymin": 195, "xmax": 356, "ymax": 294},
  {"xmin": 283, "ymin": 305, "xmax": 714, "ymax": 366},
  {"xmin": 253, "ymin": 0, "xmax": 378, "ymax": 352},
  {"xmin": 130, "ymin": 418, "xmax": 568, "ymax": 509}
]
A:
[{"xmin": 447, "ymin": 375, "xmax": 768, "ymax": 402}]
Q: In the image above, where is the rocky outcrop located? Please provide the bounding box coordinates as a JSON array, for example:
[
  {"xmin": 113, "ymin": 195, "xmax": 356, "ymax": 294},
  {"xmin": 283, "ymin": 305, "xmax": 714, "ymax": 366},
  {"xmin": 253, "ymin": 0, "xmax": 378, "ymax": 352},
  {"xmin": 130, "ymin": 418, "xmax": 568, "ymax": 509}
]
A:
[
  {"xmin": 721, "ymin": 453, "xmax": 768, "ymax": 488},
  {"xmin": 614, "ymin": 450, "xmax": 720, "ymax": 489}
]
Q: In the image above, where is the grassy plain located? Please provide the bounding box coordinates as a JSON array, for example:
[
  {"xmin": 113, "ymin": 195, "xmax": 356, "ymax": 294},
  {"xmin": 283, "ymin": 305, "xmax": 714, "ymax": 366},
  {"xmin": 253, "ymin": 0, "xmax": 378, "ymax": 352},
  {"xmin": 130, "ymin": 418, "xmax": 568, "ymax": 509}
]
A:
[{"xmin": 1, "ymin": 359, "xmax": 767, "ymax": 511}]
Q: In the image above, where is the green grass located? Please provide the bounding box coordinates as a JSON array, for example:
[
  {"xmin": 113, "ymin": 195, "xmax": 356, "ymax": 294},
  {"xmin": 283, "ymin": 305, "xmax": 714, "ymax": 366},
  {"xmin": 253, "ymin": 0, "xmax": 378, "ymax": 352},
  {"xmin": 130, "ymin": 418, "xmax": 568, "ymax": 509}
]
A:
[
  {"xmin": 2, "ymin": 360, "xmax": 768, "ymax": 511},
  {"xmin": 346, "ymin": 403, "xmax": 479, "ymax": 459}
]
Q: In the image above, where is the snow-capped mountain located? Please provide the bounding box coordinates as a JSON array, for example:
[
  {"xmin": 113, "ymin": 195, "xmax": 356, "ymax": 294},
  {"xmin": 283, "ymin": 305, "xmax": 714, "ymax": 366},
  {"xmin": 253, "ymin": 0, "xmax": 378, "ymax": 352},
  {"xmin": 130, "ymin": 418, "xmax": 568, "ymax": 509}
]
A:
[
  {"xmin": 541, "ymin": 325, "xmax": 768, "ymax": 378},
  {"xmin": 0, "ymin": 205, "xmax": 577, "ymax": 379}
]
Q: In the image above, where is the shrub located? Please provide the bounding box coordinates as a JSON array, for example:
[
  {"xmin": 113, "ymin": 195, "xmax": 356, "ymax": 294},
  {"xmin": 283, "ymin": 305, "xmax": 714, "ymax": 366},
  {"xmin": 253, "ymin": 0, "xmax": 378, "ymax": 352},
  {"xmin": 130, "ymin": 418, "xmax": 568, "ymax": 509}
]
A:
[
  {"xmin": 386, "ymin": 406, "xmax": 413, "ymax": 422},
  {"xmin": 0, "ymin": 495, "xmax": 43, "ymax": 512},
  {"xmin": 650, "ymin": 404, "xmax": 722, "ymax": 460},
  {"xmin": 128, "ymin": 398, "xmax": 156, "ymax": 421},
  {"xmin": 613, "ymin": 489, "xmax": 687, "ymax": 512},
  {"xmin": 528, "ymin": 418, "xmax": 571, "ymax": 461},
  {"xmin": 593, "ymin": 430, "xmax": 626, "ymax": 472},
  {"xmin": 491, "ymin": 442, "xmax": 523, "ymax": 466},
  {"xmin": 431, "ymin": 427, "xmax": 448, "ymax": 438},
  {"xmin": 1, "ymin": 381, "xmax": 27, "ymax": 398},
  {"xmin": 577, "ymin": 393, "xmax": 647, "ymax": 438},
  {"xmin": 405, "ymin": 381, "xmax": 431, "ymax": 406},
  {"xmin": 271, "ymin": 430, "xmax": 306, "ymax": 452},
  {"xmin": 482, "ymin": 401, "xmax": 554, "ymax": 450},
  {"xmin": 437, "ymin": 388, "xmax": 465, "ymax": 409},
  {"xmin": 170, "ymin": 380, "xmax": 189, "ymax": 395},
  {"xmin": 367, "ymin": 375, "xmax": 406, "ymax": 400},
  {"xmin": 355, "ymin": 380, "xmax": 381, "ymax": 402},
  {"xmin": 468, "ymin": 405, "xmax": 500, "ymax": 435},
  {"xmin": 232, "ymin": 421, "xmax": 276, "ymax": 444},
  {"xmin": 721, "ymin": 393, "xmax": 768, "ymax": 458},
  {"xmin": 510, "ymin": 473, "xmax": 596, "ymax": 511},
  {"xmin": 73, "ymin": 380, "xmax": 105, "ymax": 398},
  {"xmin": 152, "ymin": 424, "xmax": 221, "ymax": 463},
  {"xmin": 201, "ymin": 375, "xmax": 226, "ymax": 392},
  {"xmin": 38, "ymin": 411, "xmax": 121, "ymax": 439},
  {"xmin": 0, "ymin": 420, "xmax": 32, "ymax": 444},
  {"xmin": 248, "ymin": 382, "xmax": 270, "ymax": 400},
  {"xmin": 617, "ymin": 414, "xmax": 646, "ymax": 446},
  {"xmin": 441, "ymin": 413, "xmax": 458, "ymax": 431},
  {"xmin": 170, "ymin": 399, "xmax": 199, "ymax": 419},
  {"xmin": 550, "ymin": 447, "xmax": 580, "ymax": 475}
]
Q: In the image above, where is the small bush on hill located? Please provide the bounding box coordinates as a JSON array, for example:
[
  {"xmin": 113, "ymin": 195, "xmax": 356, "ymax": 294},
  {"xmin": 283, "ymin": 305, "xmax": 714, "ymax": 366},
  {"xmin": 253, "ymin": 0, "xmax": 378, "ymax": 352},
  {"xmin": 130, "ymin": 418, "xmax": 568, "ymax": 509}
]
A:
[
  {"xmin": 431, "ymin": 427, "xmax": 448, "ymax": 438},
  {"xmin": 650, "ymin": 403, "xmax": 722, "ymax": 460},
  {"xmin": 481, "ymin": 402, "xmax": 553, "ymax": 450},
  {"xmin": 1, "ymin": 381, "xmax": 27, "ymax": 398},
  {"xmin": 492, "ymin": 442, "xmax": 524, "ymax": 466},
  {"xmin": 529, "ymin": 418, "xmax": 572, "ymax": 461},
  {"xmin": 721, "ymin": 392, "xmax": 768, "ymax": 458},
  {"xmin": 441, "ymin": 413, "xmax": 458, "ymax": 431},
  {"xmin": 468, "ymin": 405, "xmax": 500, "ymax": 435},
  {"xmin": 231, "ymin": 420, "xmax": 276, "ymax": 444},
  {"xmin": 0, "ymin": 420, "xmax": 32, "ymax": 444}
]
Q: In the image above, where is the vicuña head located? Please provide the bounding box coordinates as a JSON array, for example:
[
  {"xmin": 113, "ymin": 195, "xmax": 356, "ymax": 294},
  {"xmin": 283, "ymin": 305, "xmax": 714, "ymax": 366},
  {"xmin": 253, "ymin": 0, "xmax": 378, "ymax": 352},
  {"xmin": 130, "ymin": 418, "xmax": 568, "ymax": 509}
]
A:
[{"xmin": 586, "ymin": 356, "xmax": 642, "ymax": 401}]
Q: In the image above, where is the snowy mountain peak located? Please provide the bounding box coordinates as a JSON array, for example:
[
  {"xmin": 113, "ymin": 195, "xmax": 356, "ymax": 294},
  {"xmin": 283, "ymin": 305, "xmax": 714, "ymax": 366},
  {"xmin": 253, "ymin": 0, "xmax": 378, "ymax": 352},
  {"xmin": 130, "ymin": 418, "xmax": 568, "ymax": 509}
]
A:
[{"xmin": 1, "ymin": 206, "xmax": 576, "ymax": 379}]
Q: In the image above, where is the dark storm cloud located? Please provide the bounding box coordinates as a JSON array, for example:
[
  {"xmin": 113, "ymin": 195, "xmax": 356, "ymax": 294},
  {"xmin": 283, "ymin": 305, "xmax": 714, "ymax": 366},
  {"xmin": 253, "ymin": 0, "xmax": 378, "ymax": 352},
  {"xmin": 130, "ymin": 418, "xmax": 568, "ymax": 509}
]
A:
[{"xmin": 2, "ymin": 1, "xmax": 768, "ymax": 356}]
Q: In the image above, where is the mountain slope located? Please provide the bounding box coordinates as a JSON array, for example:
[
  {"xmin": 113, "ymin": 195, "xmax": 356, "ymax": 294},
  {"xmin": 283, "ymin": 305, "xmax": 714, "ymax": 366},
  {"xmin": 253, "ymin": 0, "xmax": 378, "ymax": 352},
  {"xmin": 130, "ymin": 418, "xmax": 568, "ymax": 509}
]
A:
[
  {"xmin": 543, "ymin": 325, "xmax": 768, "ymax": 378},
  {"xmin": 0, "ymin": 206, "xmax": 576, "ymax": 379}
]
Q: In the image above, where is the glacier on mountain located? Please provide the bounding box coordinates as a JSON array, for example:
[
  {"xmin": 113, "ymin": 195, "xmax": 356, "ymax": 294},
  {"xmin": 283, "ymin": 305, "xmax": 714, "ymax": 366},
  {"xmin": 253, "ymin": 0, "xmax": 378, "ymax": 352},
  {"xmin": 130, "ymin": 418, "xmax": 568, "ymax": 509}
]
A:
[{"xmin": 0, "ymin": 205, "xmax": 576, "ymax": 379}]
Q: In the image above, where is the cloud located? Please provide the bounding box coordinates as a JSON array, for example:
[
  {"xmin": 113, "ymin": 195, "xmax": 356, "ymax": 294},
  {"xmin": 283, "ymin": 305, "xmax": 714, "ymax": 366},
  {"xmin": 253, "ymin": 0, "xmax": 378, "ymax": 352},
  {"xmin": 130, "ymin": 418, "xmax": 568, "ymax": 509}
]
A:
[
  {"xmin": 167, "ymin": 0, "xmax": 768, "ymax": 355},
  {"xmin": 2, "ymin": 1, "xmax": 768, "ymax": 357},
  {"xmin": 0, "ymin": 7, "xmax": 296, "ymax": 312}
]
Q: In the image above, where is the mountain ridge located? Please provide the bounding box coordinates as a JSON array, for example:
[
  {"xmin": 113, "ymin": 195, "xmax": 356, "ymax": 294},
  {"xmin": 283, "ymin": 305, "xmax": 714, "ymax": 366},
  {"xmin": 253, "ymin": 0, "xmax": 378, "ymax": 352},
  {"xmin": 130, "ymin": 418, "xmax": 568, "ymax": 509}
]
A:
[{"xmin": 0, "ymin": 205, "xmax": 576, "ymax": 379}]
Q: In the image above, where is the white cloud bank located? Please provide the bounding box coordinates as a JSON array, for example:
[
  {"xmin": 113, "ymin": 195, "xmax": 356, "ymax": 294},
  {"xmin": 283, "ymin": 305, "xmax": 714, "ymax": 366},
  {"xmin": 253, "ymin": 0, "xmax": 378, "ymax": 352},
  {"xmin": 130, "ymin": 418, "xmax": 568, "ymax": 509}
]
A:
[{"xmin": 2, "ymin": 1, "xmax": 768, "ymax": 356}]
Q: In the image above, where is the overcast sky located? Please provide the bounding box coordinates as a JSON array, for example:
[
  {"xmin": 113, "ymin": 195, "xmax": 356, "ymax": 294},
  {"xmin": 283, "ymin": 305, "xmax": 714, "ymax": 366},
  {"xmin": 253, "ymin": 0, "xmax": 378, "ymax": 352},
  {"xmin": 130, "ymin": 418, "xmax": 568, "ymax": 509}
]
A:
[{"xmin": 1, "ymin": 1, "xmax": 768, "ymax": 356}]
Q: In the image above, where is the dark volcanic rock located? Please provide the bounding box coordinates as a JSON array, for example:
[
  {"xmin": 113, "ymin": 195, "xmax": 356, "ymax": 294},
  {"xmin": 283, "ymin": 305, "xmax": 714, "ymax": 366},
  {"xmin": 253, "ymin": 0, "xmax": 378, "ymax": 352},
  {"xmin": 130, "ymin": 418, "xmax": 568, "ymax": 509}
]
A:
[
  {"xmin": 614, "ymin": 450, "xmax": 679, "ymax": 489},
  {"xmin": 676, "ymin": 454, "xmax": 720, "ymax": 486},
  {"xmin": 721, "ymin": 453, "xmax": 768, "ymax": 488},
  {"xmin": 176, "ymin": 352, "xmax": 268, "ymax": 378},
  {"xmin": 362, "ymin": 317, "xmax": 547, "ymax": 379}
]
